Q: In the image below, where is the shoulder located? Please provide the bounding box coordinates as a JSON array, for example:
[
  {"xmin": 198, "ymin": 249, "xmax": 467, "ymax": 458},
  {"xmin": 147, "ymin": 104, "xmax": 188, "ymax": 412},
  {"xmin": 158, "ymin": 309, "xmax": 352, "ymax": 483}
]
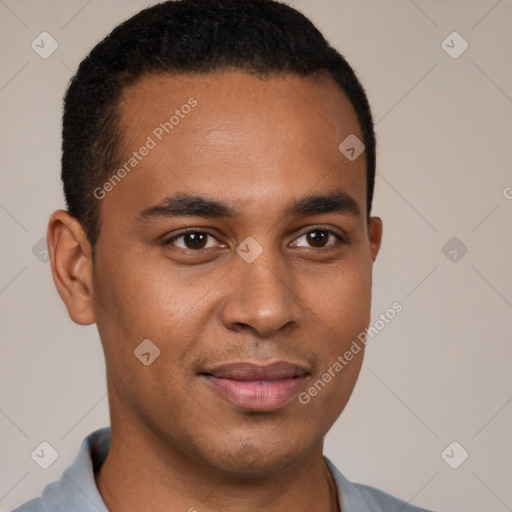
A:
[
  {"xmin": 12, "ymin": 492, "xmax": 49, "ymax": 512},
  {"xmin": 10, "ymin": 497, "xmax": 45, "ymax": 512},
  {"xmin": 9, "ymin": 427, "xmax": 111, "ymax": 512},
  {"xmin": 324, "ymin": 457, "xmax": 435, "ymax": 512}
]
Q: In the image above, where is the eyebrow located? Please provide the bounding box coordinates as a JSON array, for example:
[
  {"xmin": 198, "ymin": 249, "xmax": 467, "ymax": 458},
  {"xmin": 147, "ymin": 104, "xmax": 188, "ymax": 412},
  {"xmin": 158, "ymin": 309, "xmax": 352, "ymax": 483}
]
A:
[{"xmin": 136, "ymin": 188, "xmax": 361, "ymax": 222}]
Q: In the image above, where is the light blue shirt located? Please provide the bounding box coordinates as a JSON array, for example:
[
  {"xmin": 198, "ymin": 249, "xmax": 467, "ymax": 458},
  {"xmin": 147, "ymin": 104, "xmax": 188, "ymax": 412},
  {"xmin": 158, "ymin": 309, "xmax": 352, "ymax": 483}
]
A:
[{"xmin": 12, "ymin": 427, "xmax": 433, "ymax": 511}]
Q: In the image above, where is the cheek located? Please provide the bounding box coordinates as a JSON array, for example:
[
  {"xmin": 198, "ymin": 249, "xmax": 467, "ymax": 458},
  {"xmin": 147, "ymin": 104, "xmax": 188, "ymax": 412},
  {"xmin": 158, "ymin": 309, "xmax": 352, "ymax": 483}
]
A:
[
  {"xmin": 298, "ymin": 347, "xmax": 364, "ymax": 436},
  {"xmin": 93, "ymin": 252, "xmax": 200, "ymax": 339},
  {"xmin": 92, "ymin": 252, "xmax": 226, "ymax": 390},
  {"xmin": 301, "ymin": 257, "xmax": 373, "ymax": 337},
  {"xmin": 297, "ymin": 257, "xmax": 372, "ymax": 409}
]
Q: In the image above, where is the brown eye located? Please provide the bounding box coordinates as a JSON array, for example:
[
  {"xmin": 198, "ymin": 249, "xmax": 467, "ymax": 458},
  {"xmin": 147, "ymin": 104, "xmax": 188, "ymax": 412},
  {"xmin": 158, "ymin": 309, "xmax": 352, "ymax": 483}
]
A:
[
  {"xmin": 292, "ymin": 228, "xmax": 345, "ymax": 249},
  {"xmin": 165, "ymin": 230, "xmax": 222, "ymax": 251},
  {"xmin": 305, "ymin": 230, "xmax": 329, "ymax": 248},
  {"xmin": 182, "ymin": 232, "xmax": 208, "ymax": 249}
]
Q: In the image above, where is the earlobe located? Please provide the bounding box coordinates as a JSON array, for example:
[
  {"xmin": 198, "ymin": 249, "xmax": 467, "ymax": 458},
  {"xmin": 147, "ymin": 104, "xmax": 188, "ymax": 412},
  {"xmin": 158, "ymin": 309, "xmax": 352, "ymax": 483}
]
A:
[
  {"xmin": 47, "ymin": 210, "xmax": 96, "ymax": 325},
  {"xmin": 368, "ymin": 216, "xmax": 383, "ymax": 262}
]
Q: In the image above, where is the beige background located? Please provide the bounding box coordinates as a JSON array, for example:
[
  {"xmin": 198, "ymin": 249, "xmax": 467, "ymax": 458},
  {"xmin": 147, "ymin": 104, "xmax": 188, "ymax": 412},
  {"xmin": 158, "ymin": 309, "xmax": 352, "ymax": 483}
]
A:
[{"xmin": 1, "ymin": 1, "xmax": 511, "ymax": 511}]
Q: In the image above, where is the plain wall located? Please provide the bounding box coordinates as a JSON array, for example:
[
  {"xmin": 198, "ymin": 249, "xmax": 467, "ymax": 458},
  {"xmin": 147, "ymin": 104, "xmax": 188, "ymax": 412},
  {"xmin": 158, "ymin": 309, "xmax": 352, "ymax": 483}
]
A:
[{"xmin": 1, "ymin": 1, "xmax": 511, "ymax": 511}]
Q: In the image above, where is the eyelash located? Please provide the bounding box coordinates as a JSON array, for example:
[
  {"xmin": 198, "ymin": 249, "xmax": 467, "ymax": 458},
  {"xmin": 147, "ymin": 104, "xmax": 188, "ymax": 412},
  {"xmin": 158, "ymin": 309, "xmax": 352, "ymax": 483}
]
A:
[{"xmin": 163, "ymin": 226, "xmax": 348, "ymax": 253}]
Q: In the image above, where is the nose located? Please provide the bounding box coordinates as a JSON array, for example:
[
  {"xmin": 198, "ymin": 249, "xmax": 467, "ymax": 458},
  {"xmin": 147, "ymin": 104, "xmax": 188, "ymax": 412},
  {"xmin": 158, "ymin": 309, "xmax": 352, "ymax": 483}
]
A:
[{"xmin": 221, "ymin": 250, "xmax": 301, "ymax": 338}]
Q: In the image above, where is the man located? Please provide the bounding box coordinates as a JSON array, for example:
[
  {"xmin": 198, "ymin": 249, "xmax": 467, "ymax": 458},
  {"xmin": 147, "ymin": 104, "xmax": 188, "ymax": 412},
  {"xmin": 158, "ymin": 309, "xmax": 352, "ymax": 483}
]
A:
[{"xmin": 13, "ymin": 0, "xmax": 434, "ymax": 510}]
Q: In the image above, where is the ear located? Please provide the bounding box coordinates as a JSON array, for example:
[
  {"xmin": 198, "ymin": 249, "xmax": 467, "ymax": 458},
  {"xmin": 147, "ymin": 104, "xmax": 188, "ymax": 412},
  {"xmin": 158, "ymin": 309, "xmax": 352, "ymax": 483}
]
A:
[
  {"xmin": 47, "ymin": 210, "xmax": 96, "ymax": 325},
  {"xmin": 367, "ymin": 216, "xmax": 383, "ymax": 262}
]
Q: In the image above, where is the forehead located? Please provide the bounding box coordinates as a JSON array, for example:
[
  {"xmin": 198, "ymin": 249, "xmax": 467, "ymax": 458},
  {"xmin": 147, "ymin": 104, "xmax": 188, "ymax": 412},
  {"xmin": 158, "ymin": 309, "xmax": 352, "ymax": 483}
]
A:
[
  {"xmin": 117, "ymin": 70, "xmax": 361, "ymax": 142},
  {"xmin": 106, "ymin": 71, "xmax": 366, "ymax": 220}
]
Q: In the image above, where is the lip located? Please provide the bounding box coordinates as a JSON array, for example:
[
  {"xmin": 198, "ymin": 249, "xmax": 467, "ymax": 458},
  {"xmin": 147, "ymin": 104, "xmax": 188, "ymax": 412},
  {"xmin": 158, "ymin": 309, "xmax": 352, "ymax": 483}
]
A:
[{"xmin": 201, "ymin": 361, "xmax": 309, "ymax": 412}]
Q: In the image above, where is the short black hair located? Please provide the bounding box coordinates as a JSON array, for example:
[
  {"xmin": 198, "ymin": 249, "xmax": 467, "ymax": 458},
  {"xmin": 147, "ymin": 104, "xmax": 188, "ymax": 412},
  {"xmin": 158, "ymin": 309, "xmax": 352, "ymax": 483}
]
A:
[{"xmin": 62, "ymin": 0, "xmax": 376, "ymax": 248}]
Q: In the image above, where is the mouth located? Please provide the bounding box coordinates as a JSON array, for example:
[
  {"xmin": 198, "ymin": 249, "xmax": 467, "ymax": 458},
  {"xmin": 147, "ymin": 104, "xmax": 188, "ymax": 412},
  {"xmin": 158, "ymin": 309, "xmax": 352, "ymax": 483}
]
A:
[{"xmin": 200, "ymin": 361, "xmax": 309, "ymax": 412}]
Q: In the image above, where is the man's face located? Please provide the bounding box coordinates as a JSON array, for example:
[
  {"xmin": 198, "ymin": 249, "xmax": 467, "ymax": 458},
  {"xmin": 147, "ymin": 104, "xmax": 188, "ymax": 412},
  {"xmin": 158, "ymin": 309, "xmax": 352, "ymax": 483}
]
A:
[{"xmin": 91, "ymin": 71, "xmax": 382, "ymax": 475}]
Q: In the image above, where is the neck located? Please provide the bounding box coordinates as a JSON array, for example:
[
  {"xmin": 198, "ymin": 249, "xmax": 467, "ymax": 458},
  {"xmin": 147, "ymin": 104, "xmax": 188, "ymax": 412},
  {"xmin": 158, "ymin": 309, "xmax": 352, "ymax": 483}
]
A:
[{"xmin": 95, "ymin": 419, "xmax": 340, "ymax": 512}]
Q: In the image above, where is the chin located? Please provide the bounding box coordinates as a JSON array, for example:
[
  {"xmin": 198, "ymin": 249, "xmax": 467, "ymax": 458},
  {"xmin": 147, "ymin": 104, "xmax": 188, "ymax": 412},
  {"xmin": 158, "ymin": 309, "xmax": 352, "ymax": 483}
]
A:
[{"xmin": 196, "ymin": 430, "xmax": 315, "ymax": 479}]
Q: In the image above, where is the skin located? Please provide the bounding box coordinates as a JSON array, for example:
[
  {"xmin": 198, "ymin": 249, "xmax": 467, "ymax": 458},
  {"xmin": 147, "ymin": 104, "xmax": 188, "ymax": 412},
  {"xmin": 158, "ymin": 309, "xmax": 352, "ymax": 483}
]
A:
[{"xmin": 48, "ymin": 71, "xmax": 383, "ymax": 512}]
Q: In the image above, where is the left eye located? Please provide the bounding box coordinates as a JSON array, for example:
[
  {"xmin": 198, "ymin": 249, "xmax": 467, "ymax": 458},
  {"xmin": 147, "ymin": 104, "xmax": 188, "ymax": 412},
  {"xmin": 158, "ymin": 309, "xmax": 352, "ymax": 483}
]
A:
[{"xmin": 291, "ymin": 229, "xmax": 343, "ymax": 249}]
